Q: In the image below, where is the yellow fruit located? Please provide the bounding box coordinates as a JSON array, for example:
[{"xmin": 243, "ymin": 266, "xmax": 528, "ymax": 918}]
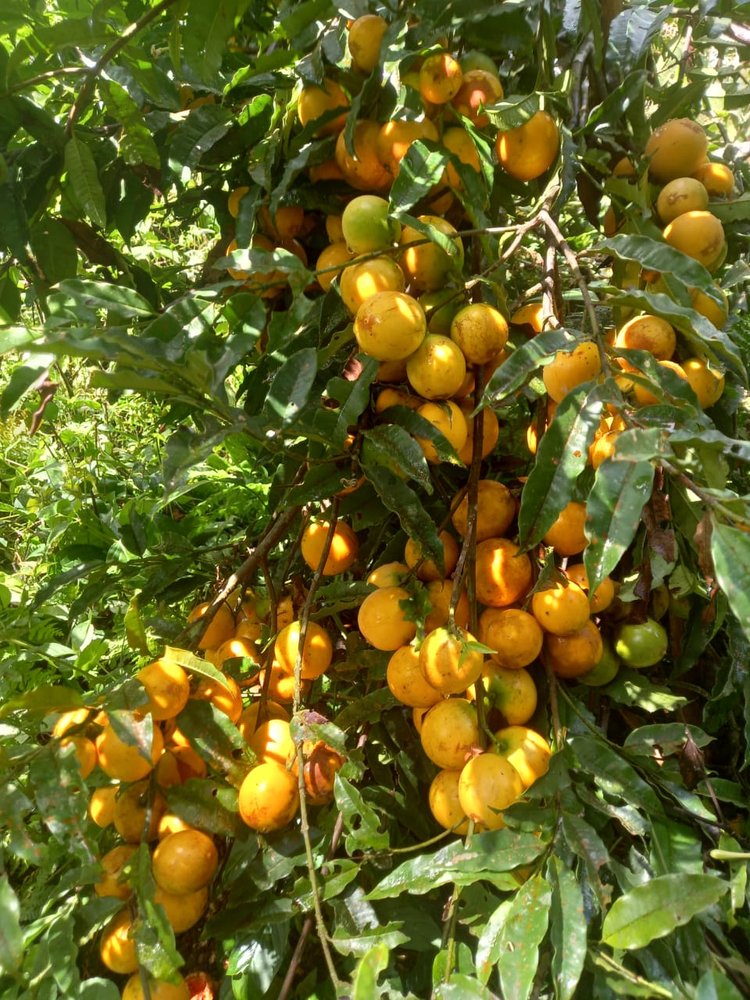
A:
[
  {"xmin": 153, "ymin": 885, "xmax": 208, "ymax": 934},
  {"xmin": 52, "ymin": 708, "xmax": 92, "ymax": 738},
  {"xmin": 429, "ymin": 769, "xmax": 470, "ymax": 834},
  {"xmin": 99, "ymin": 909, "xmax": 138, "ymax": 974},
  {"xmin": 122, "ymin": 973, "xmax": 190, "ymax": 1000},
  {"xmin": 450, "ymin": 479, "xmax": 515, "ymax": 541},
  {"xmin": 614, "ymin": 314, "xmax": 676, "ymax": 361},
  {"xmin": 406, "ymin": 333, "xmax": 467, "ymax": 399},
  {"xmin": 315, "ymin": 241, "xmax": 353, "ymax": 293},
  {"xmin": 419, "ymin": 52, "xmax": 463, "ymax": 104},
  {"xmin": 492, "ymin": 725, "xmax": 551, "ymax": 789},
  {"xmin": 95, "ymin": 845, "xmax": 137, "ymax": 900},
  {"xmin": 404, "ymin": 529, "xmax": 459, "ymax": 582},
  {"xmin": 458, "ymin": 752, "xmax": 523, "ymax": 830},
  {"xmin": 227, "ymin": 186, "xmax": 249, "ymax": 219},
  {"xmin": 340, "ymin": 256, "xmax": 405, "ymax": 314},
  {"xmin": 451, "ymin": 69, "xmax": 503, "ymax": 127},
  {"xmin": 419, "ymin": 626, "xmax": 485, "ymax": 696},
  {"xmin": 205, "ymin": 637, "xmax": 260, "ymax": 671},
  {"xmin": 545, "ymin": 619, "xmax": 603, "ymax": 678},
  {"xmin": 301, "ymin": 519, "xmax": 358, "ymax": 575},
  {"xmin": 157, "ymin": 813, "xmax": 193, "ymax": 839},
  {"xmin": 297, "ymin": 79, "xmax": 349, "ymax": 136},
  {"xmin": 386, "ymin": 644, "xmax": 443, "ymax": 708},
  {"xmin": 682, "ymin": 356, "xmax": 725, "ymax": 408},
  {"xmin": 495, "ymin": 110, "xmax": 559, "ymax": 182},
  {"xmin": 692, "ymin": 161, "xmax": 734, "ymax": 197},
  {"xmin": 690, "ymin": 285, "xmax": 728, "ymax": 328},
  {"xmin": 478, "ymin": 608, "xmax": 543, "ymax": 670},
  {"xmin": 137, "ymin": 659, "xmax": 190, "ymax": 722},
  {"xmin": 59, "ymin": 734, "xmax": 97, "ymax": 778},
  {"xmin": 237, "ymin": 699, "xmax": 290, "ymax": 742},
  {"xmin": 543, "ymin": 341, "xmax": 601, "ymax": 402},
  {"xmin": 449, "ymin": 303, "xmax": 509, "ymax": 365},
  {"xmin": 347, "ymin": 13, "xmax": 388, "ymax": 74},
  {"xmin": 420, "ymin": 698, "xmax": 480, "ymax": 769},
  {"xmin": 354, "ymin": 290, "xmax": 426, "ymax": 361},
  {"xmin": 531, "ymin": 579, "xmax": 592, "ymax": 636},
  {"xmin": 474, "ymin": 537, "xmax": 533, "ymax": 607},
  {"xmin": 543, "ymin": 501, "xmax": 587, "ymax": 556},
  {"xmin": 335, "ymin": 119, "xmax": 392, "ymax": 191},
  {"xmin": 400, "ymin": 216, "xmax": 464, "ymax": 292},
  {"xmin": 663, "ymin": 210, "xmax": 725, "ymax": 270},
  {"xmin": 471, "ymin": 662, "xmax": 538, "ymax": 725},
  {"xmin": 96, "ymin": 723, "xmax": 163, "ymax": 782},
  {"xmin": 374, "ymin": 386, "xmax": 420, "ymax": 415},
  {"xmin": 415, "ymin": 400, "xmax": 467, "ymax": 463},
  {"xmin": 238, "ymin": 761, "xmax": 299, "ymax": 832},
  {"xmin": 258, "ymin": 204, "xmax": 306, "ymax": 242},
  {"xmin": 511, "ymin": 302, "xmax": 545, "ymax": 334},
  {"xmin": 589, "ymin": 430, "xmax": 619, "ymax": 469},
  {"xmin": 457, "ymin": 408, "xmax": 500, "ymax": 465},
  {"xmin": 358, "ymin": 586, "xmax": 416, "ymax": 650},
  {"xmin": 152, "ymin": 830, "xmax": 218, "ymax": 895},
  {"xmin": 193, "ymin": 673, "xmax": 243, "ymax": 723},
  {"xmin": 442, "ymin": 126, "xmax": 481, "ymax": 188},
  {"xmin": 633, "ymin": 359, "xmax": 688, "ymax": 406},
  {"xmin": 375, "ymin": 118, "xmax": 439, "ymax": 177},
  {"xmin": 341, "ymin": 194, "xmax": 401, "ymax": 255},
  {"xmin": 564, "ymin": 564, "xmax": 615, "ymax": 613},
  {"xmin": 644, "ymin": 118, "xmax": 708, "ymax": 183},
  {"xmin": 367, "ymin": 561, "xmax": 409, "ymax": 587},
  {"xmin": 424, "ymin": 579, "xmax": 470, "ymax": 634},
  {"xmin": 113, "ymin": 779, "xmax": 166, "ymax": 843},
  {"xmin": 274, "ymin": 620, "xmax": 333, "ymax": 680},
  {"xmin": 257, "ymin": 665, "xmax": 310, "ymax": 705},
  {"xmin": 187, "ymin": 601, "xmax": 235, "ymax": 651},
  {"xmin": 89, "ymin": 785, "xmax": 118, "ymax": 828},
  {"xmin": 247, "ymin": 718, "xmax": 296, "ymax": 767},
  {"xmin": 656, "ymin": 177, "xmax": 709, "ymax": 223}
]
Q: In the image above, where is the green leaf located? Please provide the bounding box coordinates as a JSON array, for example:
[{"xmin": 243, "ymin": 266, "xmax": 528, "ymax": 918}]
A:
[
  {"xmin": 598, "ymin": 234, "xmax": 717, "ymax": 294},
  {"xmin": 623, "ymin": 724, "xmax": 713, "ymax": 757},
  {"xmin": 711, "ymin": 520, "xmax": 750, "ymax": 643},
  {"xmin": 166, "ymin": 778, "xmax": 243, "ymax": 838},
  {"xmin": 129, "ymin": 845, "xmax": 183, "ymax": 982},
  {"xmin": 163, "ymin": 646, "xmax": 234, "ymax": 689},
  {"xmin": 363, "ymin": 463, "xmax": 443, "ymax": 570},
  {"xmin": 389, "ymin": 140, "xmax": 449, "ymax": 215},
  {"xmin": 227, "ymin": 924, "xmax": 291, "ymax": 999},
  {"xmin": 107, "ymin": 709, "xmax": 157, "ymax": 765},
  {"xmin": 584, "ymin": 459, "xmax": 655, "ymax": 597},
  {"xmin": 0, "ymin": 875, "xmax": 22, "ymax": 976},
  {"xmin": 332, "ymin": 923, "xmax": 408, "ymax": 958},
  {"xmin": 695, "ymin": 969, "xmax": 745, "ymax": 1000},
  {"xmin": 0, "ymin": 684, "xmax": 83, "ymax": 720},
  {"xmin": 183, "ymin": 0, "xmax": 238, "ymax": 84},
  {"xmin": 30, "ymin": 218, "xmax": 78, "ymax": 285},
  {"xmin": 569, "ymin": 735, "xmax": 662, "ymax": 814},
  {"xmin": 708, "ymin": 196, "xmax": 750, "ymax": 224},
  {"xmin": 495, "ymin": 876, "xmax": 552, "ymax": 1000},
  {"xmin": 264, "ymin": 347, "xmax": 318, "ymax": 427},
  {"xmin": 434, "ymin": 974, "xmax": 496, "ymax": 1000},
  {"xmin": 548, "ymin": 857, "xmax": 586, "ymax": 1000},
  {"xmin": 361, "ymin": 424, "xmax": 432, "ymax": 491},
  {"xmin": 561, "ymin": 811, "xmax": 611, "ymax": 910},
  {"xmin": 55, "ymin": 278, "xmax": 154, "ymax": 318},
  {"xmin": 334, "ymin": 774, "xmax": 389, "ymax": 854},
  {"xmin": 601, "ymin": 874, "xmax": 729, "ymax": 950},
  {"xmin": 518, "ymin": 381, "xmax": 609, "ymax": 550},
  {"xmin": 0, "ymin": 153, "xmax": 30, "ymax": 259},
  {"xmin": 352, "ymin": 943, "xmax": 390, "ymax": 999},
  {"xmin": 484, "ymin": 328, "xmax": 587, "ymax": 403},
  {"xmin": 484, "ymin": 92, "xmax": 539, "ymax": 130},
  {"xmin": 605, "ymin": 668, "xmax": 688, "ymax": 712},
  {"xmin": 608, "ymin": 6, "xmax": 670, "ymax": 70},
  {"xmin": 175, "ymin": 699, "xmax": 250, "ymax": 782},
  {"xmin": 475, "ymin": 899, "xmax": 513, "ymax": 985},
  {"xmin": 64, "ymin": 136, "xmax": 106, "ymax": 229},
  {"xmin": 649, "ymin": 818, "xmax": 704, "ymax": 877}
]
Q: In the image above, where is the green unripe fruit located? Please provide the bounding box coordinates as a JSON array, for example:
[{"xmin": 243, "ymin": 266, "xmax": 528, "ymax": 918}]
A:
[
  {"xmin": 341, "ymin": 195, "xmax": 401, "ymax": 254},
  {"xmin": 614, "ymin": 618, "xmax": 668, "ymax": 669}
]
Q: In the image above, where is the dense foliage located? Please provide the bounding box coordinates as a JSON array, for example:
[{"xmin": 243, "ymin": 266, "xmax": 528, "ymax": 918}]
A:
[{"xmin": 1, "ymin": 1, "xmax": 750, "ymax": 998}]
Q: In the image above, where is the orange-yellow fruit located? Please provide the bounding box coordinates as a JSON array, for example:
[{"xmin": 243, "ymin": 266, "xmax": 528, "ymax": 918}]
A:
[
  {"xmin": 420, "ymin": 698, "xmax": 480, "ymax": 769},
  {"xmin": 157, "ymin": 813, "xmax": 193, "ymax": 839},
  {"xmin": 153, "ymin": 885, "xmax": 209, "ymax": 934},
  {"xmin": 543, "ymin": 501, "xmax": 587, "ymax": 557},
  {"xmin": 89, "ymin": 785, "xmax": 118, "ymax": 827},
  {"xmin": 423, "ymin": 579, "xmax": 470, "ymax": 634},
  {"xmin": 449, "ymin": 303, "xmax": 509, "ymax": 365},
  {"xmin": 340, "ymin": 256, "xmax": 405, "ymax": 314},
  {"xmin": 458, "ymin": 752, "xmax": 524, "ymax": 830},
  {"xmin": 51, "ymin": 707, "xmax": 92, "ymax": 739},
  {"xmin": 415, "ymin": 400, "xmax": 467, "ymax": 463},
  {"xmin": 297, "ymin": 79, "xmax": 349, "ymax": 136},
  {"xmin": 406, "ymin": 333, "xmax": 467, "ymax": 399},
  {"xmin": 152, "ymin": 829, "xmax": 218, "ymax": 895},
  {"xmin": 137, "ymin": 659, "xmax": 190, "ymax": 722},
  {"xmin": 315, "ymin": 241, "xmax": 353, "ymax": 292},
  {"xmin": 543, "ymin": 341, "xmax": 601, "ymax": 402},
  {"xmin": 471, "ymin": 662, "xmax": 538, "ymax": 726},
  {"xmin": 404, "ymin": 529, "xmax": 459, "ymax": 582},
  {"xmin": 690, "ymin": 285, "xmax": 728, "ymax": 328},
  {"xmin": 496, "ymin": 110, "xmax": 559, "ymax": 181},
  {"xmin": 238, "ymin": 761, "xmax": 299, "ymax": 832},
  {"xmin": 682, "ymin": 356, "xmax": 725, "ymax": 408},
  {"xmin": 96, "ymin": 723, "xmax": 163, "ymax": 782},
  {"xmin": 531, "ymin": 579, "xmax": 592, "ymax": 636},
  {"xmin": 457, "ymin": 407, "xmax": 500, "ymax": 465},
  {"xmin": 187, "ymin": 601, "xmax": 235, "ymax": 650},
  {"xmin": 367, "ymin": 561, "xmax": 409, "ymax": 587},
  {"xmin": 545, "ymin": 619, "xmax": 603, "ymax": 678},
  {"xmin": 375, "ymin": 118, "xmax": 439, "ymax": 177},
  {"xmin": 479, "ymin": 608, "xmax": 543, "ymax": 670},
  {"xmin": 99, "ymin": 909, "xmax": 138, "ymax": 974},
  {"xmin": 511, "ymin": 302, "xmax": 545, "ymax": 334},
  {"xmin": 564, "ymin": 564, "xmax": 615, "ymax": 613},
  {"xmin": 358, "ymin": 586, "xmax": 416, "ymax": 650},
  {"xmin": 258, "ymin": 204, "xmax": 306, "ymax": 242},
  {"xmin": 308, "ymin": 158, "xmax": 346, "ymax": 183},
  {"xmin": 692, "ymin": 161, "xmax": 734, "ymax": 197},
  {"xmin": 419, "ymin": 626, "xmax": 485, "ymax": 695},
  {"xmin": 168, "ymin": 744, "xmax": 208, "ymax": 783},
  {"xmin": 451, "ymin": 479, "xmax": 515, "ymax": 541},
  {"xmin": 451, "ymin": 69, "xmax": 503, "ymax": 127},
  {"xmin": 274, "ymin": 620, "xmax": 333, "ymax": 680},
  {"xmin": 205, "ymin": 637, "xmax": 260, "ymax": 672},
  {"xmin": 113, "ymin": 780, "xmax": 166, "ymax": 843},
  {"xmin": 348, "ymin": 14, "xmax": 388, "ymax": 74},
  {"xmin": 59, "ymin": 734, "xmax": 97, "ymax": 778},
  {"xmin": 633, "ymin": 359, "xmax": 688, "ymax": 406},
  {"xmin": 354, "ymin": 290, "xmax": 427, "ymax": 361},
  {"xmin": 335, "ymin": 120, "xmax": 392, "ymax": 191},
  {"xmin": 386, "ymin": 644, "xmax": 443, "ymax": 708},
  {"xmin": 225, "ymin": 235, "xmax": 284, "ymax": 296},
  {"xmin": 374, "ymin": 386, "xmax": 419, "ymax": 415},
  {"xmin": 95, "ymin": 845, "xmax": 137, "ymax": 900},
  {"xmin": 442, "ymin": 126, "xmax": 481, "ymax": 188},
  {"xmin": 122, "ymin": 974, "xmax": 190, "ymax": 1000},
  {"xmin": 227, "ymin": 186, "xmax": 249, "ymax": 219},
  {"xmin": 301, "ymin": 519, "xmax": 358, "ymax": 575},
  {"xmin": 663, "ymin": 210, "xmax": 725, "ymax": 270},
  {"xmin": 237, "ymin": 700, "xmax": 290, "ymax": 742},
  {"xmin": 656, "ymin": 177, "xmax": 709, "ymax": 224},
  {"xmin": 429, "ymin": 769, "xmax": 470, "ymax": 834},
  {"xmin": 615, "ymin": 314, "xmax": 676, "ymax": 361},
  {"xmin": 193, "ymin": 673, "xmax": 243, "ymax": 723},
  {"xmin": 492, "ymin": 725, "xmax": 551, "ymax": 789},
  {"xmin": 644, "ymin": 118, "xmax": 708, "ymax": 183},
  {"xmin": 474, "ymin": 537, "xmax": 533, "ymax": 607},
  {"xmin": 247, "ymin": 718, "xmax": 295, "ymax": 767},
  {"xmin": 399, "ymin": 216, "xmax": 464, "ymax": 292},
  {"xmin": 419, "ymin": 52, "xmax": 463, "ymax": 104}
]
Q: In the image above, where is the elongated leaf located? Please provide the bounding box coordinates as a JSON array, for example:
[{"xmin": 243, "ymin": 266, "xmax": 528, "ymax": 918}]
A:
[
  {"xmin": 56, "ymin": 278, "xmax": 154, "ymax": 318},
  {"xmin": 518, "ymin": 381, "xmax": 610, "ymax": 549},
  {"xmin": 227, "ymin": 922, "xmax": 291, "ymax": 998},
  {"xmin": 598, "ymin": 234, "xmax": 717, "ymax": 294},
  {"xmin": 561, "ymin": 810, "xmax": 611, "ymax": 910},
  {"xmin": 601, "ymin": 874, "xmax": 729, "ymax": 950},
  {"xmin": 363, "ymin": 463, "xmax": 442, "ymax": 570},
  {"xmin": 709, "ymin": 196, "xmax": 750, "ymax": 224},
  {"xmin": 495, "ymin": 876, "xmax": 552, "ymax": 1000},
  {"xmin": 263, "ymin": 347, "xmax": 318, "ymax": 427},
  {"xmin": 649, "ymin": 819, "xmax": 704, "ymax": 877},
  {"xmin": 609, "ymin": 7, "xmax": 670, "ymax": 70},
  {"xmin": 167, "ymin": 778, "xmax": 243, "ymax": 837},
  {"xmin": 332, "ymin": 924, "xmax": 408, "ymax": 958},
  {"xmin": 30, "ymin": 218, "xmax": 78, "ymax": 285},
  {"xmin": 584, "ymin": 459, "xmax": 655, "ymax": 596},
  {"xmin": 361, "ymin": 424, "xmax": 431, "ymax": 491},
  {"xmin": 548, "ymin": 857, "xmax": 587, "ymax": 1000},
  {"xmin": 352, "ymin": 944, "xmax": 390, "ymax": 999},
  {"xmin": 484, "ymin": 328, "xmax": 587, "ymax": 403},
  {"xmin": 64, "ymin": 137, "xmax": 106, "ymax": 229},
  {"xmin": 485, "ymin": 92, "xmax": 539, "ymax": 130},
  {"xmin": 696, "ymin": 969, "xmax": 745, "ymax": 1000},
  {"xmin": 175, "ymin": 699, "xmax": 250, "ymax": 782},
  {"xmin": 0, "ymin": 685, "xmax": 83, "ymax": 720},
  {"xmin": 184, "ymin": 0, "xmax": 238, "ymax": 83},
  {"xmin": 569, "ymin": 735, "xmax": 662, "ymax": 814},
  {"xmin": 711, "ymin": 520, "xmax": 750, "ymax": 642},
  {"xmin": 335, "ymin": 774, "xmax": 389, "ymax": 854},
  {"xmin": 389, "ymin": 141, "xmax": 449, "ymax": 214},
  {"xmin": 107, "ymin": 709, "xmax": 156, "ymax": 765},
  {"xmin": 476, "ymin": 900, "xmax": 513, "ymax": 984},
  {"xmin": 0, "ymin": 876, "xmax": 22, "ymax": 976}
]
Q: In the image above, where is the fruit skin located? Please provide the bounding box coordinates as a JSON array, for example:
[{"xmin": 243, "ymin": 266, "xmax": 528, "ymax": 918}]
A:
[
  {"xmin": 442, "ymin": 126, "xmax": 481, "ymax": 188},
  {"xmin": 404, "ymin": 529, "xmax": 459, "ymax": 582},
  {"xmin": 543, "ymin": 341, "xmax": 601, "ymax": 402},
  {"xmin": 692, "ymin": 160, "xmax": 734, "ymax": 197},
  {"xmin": 429, "ymin": 769, "xmax": 469, "ymax": 834},
  {"xmin": 614, "ymin": 314, "xmax": 676, "ymax": 361},
  {"xmin": 424, "ymin": 579, "xmax": 470, "ymax": 634},
  {"xmin": 238, "ymin": 761, "xmax": 299, "ymax": 832},
  {"xmin": 376, "ymin": 118, "xmax": 439, "ymax": 177},
  {"xmin": 682, "ymin": 356, "xmax": 725, "ymax": 408},
  {"xmin": 614, "ymin": 618, "xmax": 668, "ymax": 668},
  {"xmin": 644, "ymin": 118, "xmax": 708, "ymax": 183},
  {"xmin": 633, "ymin": 359, "xmax": 688, "ymax": 407},
  {"xmin": 495, "ymin": 110, "xmax": 559, "ymax": 182},
  {"xmin": 492, "ymin": 726, "xmax": 551, "ymax": 789},
  {"xmin": 99, "ymin": 908, "xmax": 138, "ymax": 974},
  {"xmin": 545, "ymin": 619, "xmax": 603, "ymax": 678},
  {"xmin": 478, "ymin": 608, "xmax": 543, "ymax": 670},
  {"xmin": 274, "ymin": 620, "xmax": 333, "ymax": 680},
  {"xmin": 297, "ymin": 79, "xmax": 349, "ymax": 136},
  {"xmin": 358, "ymin": 586, "xmax": 416, "ymax": 651},
  {"xmin": 450, "ymin": 303, "xmax": 509, "ymax": 365},
  {"xmin": 113, "ymin": 779, "xmax": 166, "ymax": 843},
  {"xmin": 353, "ymin": 290, "xmax": 426, "ymax": 361},
  {"xmin": 89, "ymin": 785, "xmax": 118, "ymax": 827},
  {"xmin": 531, "ymin": 580, "xmax": 592, "ymax": 636},
  {"xmin": 315, "ymin": 241, "xmax": 353, "ymax": 293},
  {"xmin": 59, "ymin": 734, "xmax": 97, "ymax": 778},
  {"xmin": 656, "ymin": 177, "xmax": 708, "ymax": 224},
  {"xmin": 458, "ymin": 407, "xmax": 501, "ymax": 466},
  {"xmin": 419, "ymin": 52, "xmax": 463, "ymax": 104},
  {"xmin": 564, "ymin": 564, "xmax": 615, "ymax": 614},
  {"xmin": 301, "ymin": 519, "xmax": 358, "ymax": 575},
  {"xmin": 367, "ymin": 561, "xmax": 409, "ymax": 587},
  {"xmin": 95, "ymin": 844, "xmax": 137, "ymax": 899},
  {"xmin": 137, "ymin": 658, "xmax": 190, "ymax": 721},
  {"xmin": 451, "ymin": 480, "xmax": 515, "ymax": 542},
  {"xmin": 152, "ymin": 829, "xmax": 219, "ymax": 895},
  {"xmin": 543, "ymin": 501, "xmax": 587, "ymax": 557},
  {"xmin": 340, "ymin": 257, "xmax": 405, "ymax": 315},
  {"xmin": 419, "ymin": 626, "xmax": 485, "ymax": 695},
  {"xmin": 663, "ymin": 210, "xmax": 725, "ymax": 270},
  {"xmin": 347, "ymin": 13, "xmax": 387, "ymax": 74},
  {"xmin": 335, "ymin": 120, "xmax": 392, "ymax": 191},
  {"xmin": 690, "ymin": 285, "xmax": 728, "ymax": 328},
  {"xmin": 420, "ymin": 698, "xmax": 479, "ymax": 769},
  {"xmin": 450, "ymin": 69, "xmax": 503, "ymax": 127},
  {"xmin": 415, "ymin": 400, "xmax": 468, "ymax": 464},
  {"xmin": 406, "ymin": 333, "xmax": 467, "ymax": 400},
  {"xmin": 341, "ymin": 195, "xmax": 401, "ymax": 255},
  {"xmin": 154, "ymin": 884, "xmax": 209, "ymax": 934},
  {"xmin": 122, "ymin": 974, "xmax": 190, "ymax": 1000},
  {"xmin": 193, "ymin": 673, "xmax": 243, "ymax": 723},
  {"xmin": 458, "ymin": 752, "xmax": 524, "ymax": 830},
  {"xmin": 579, "ymin": 640, "xmax": 620, "ymax": 687},
  {"xmin": 474, "ymin": 537, "xmax": 533, "ymax": 608},
  {"xmin": 187, "ymin": 601, "xmax": 235, "ymax": 651},
  {"xmin": 471, "ymin": 663, "xmax": 538, "ymax": 726},
  {"xmin": 399, "ymin": 216, "xmax": 464, "ymax": 292},
  {"xmin": 247, "ymin": 718, "xmax": 295, "ymax": 767},
  {"xmin": 96, "ymin": 722, "xmax": 164, "ymax": 782},
  {"xmin": 386, "ymin": 644, "xmax": 442, "ymax": 708}
]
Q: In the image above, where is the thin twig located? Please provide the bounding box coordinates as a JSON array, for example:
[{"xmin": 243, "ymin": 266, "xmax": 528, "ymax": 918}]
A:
[{"xmin": 0, "ymin": 66, "xmax": 88, "ymax": 98}]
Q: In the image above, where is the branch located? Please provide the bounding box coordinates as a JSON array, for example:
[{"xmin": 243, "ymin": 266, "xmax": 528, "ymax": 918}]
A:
[{"xmin": 0, "ymin": 66, "xmax": 88, "ymax": 99}]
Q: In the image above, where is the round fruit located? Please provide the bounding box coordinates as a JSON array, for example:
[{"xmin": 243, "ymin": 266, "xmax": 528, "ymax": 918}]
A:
[
  {"xmin": 429, "ymin": 769, "xmax": 469, "ymax": 834},
  {"xmin": 187, "ymin": 601, "xmax": 235, "ymax": 650},
  {"xmin": 95, "ymin": 844, "xmax": 137, "ymax": 899},
  {"xmin": 450, "ymin": 303, "xmax": 509, "ymax": 365},
  {"xmin": 420, "ymin": 698, "xmax": 480, "ymax": 769},
  {"xmin": 531, "ymin": 579, "xmax": 592, "ymax": 636},
  {"xmin": 206, "ymin": 636, "xmax": 260, "ymax": 671},
  {"xmin": 238, "ymin": 761, "xmax": 300, "ymax": 833},
  {"xmin": 614, "ymin": 314, "xmax": 676, "ymax": 361},
  {"xmin": 303, "ymin": 740, "xmax": 345, "ymax": 806},
  {"xmin": 122, "ymin": 974, "xmax": 190, "ymax": 1000},
  {"xmin": 424, "ymin": 578, "xmax": 470, "ymax": 633},
  {"xmin": 563, "ymin": 564, "xmax": 615, "ymax": 613},
  {"xmin": 238, "ymin": 699, "xmax": 290, "ymax": 742},
  {"xmin": 274, "ymin": 620, "xmax": 333, "ymax": 680},
  {"xmin": 545, "ymin": 619, "xmax": 604, "ymax": 678},
  {"xmin": 96, "ymin": 723, "xmax": 163, "ymax": 782},
  {"xmin": 301, "ymin": 519, "xmax": 358, "ymax": 575},
  {"xmin": 400, "ymin": 216, "xmax": 464, "ymax": 292},
  {"xmin": 247, "ymin": 717, "xmax": 296, "ymax": 767},
  {"xmin": 690, "ymin": 285, "xmax": 728, "ymax": 328},
  {"xmin": 375, "ymin": 118, "xmax": 439, "ymax": 177},
  {"xmin": 442, "ymin": 126, "xmax": 481, "ymax": 188},
  {"xmin": 347, "ymin": 13, "xmax": 387, "ymax": 74},
  {"xmin": 137, "ymin": 658, "xmax": 190, "ymax": 722},
  {"xmin": 100, "ymin": 909, "xmax": 138, "ymax": 974},
  {"xmin": 154, "ymin": 884, "xmax": 209, "ymax": 934},
  {"xmin": 52, "ymin": 707, "xmax": 92, "ymax": 738},
  {"xmin": 406, "ymin": 334, "xmax": 467, "ymax": 400},
  {"xmin": 474, "ymin": 537, "xmax": 533, "ymax": 607},
  {"xmin": 451, "ymin": 480, "xmax": 515, "ymax": 541},
  {"xmin": 358, "ymin": 586, "xmax": 416, "ymax": 650},
  {"xmin": 113, "ymin": 780, "xmax": 166, "ymax": 843},
  {"xmin": 614, "ymin": 618, "xmax": 668, "ymax": 668},
  {"xmin": 644, "ymin": 118, "xmax": 708, "ymax": 183},
  {"xmin": 335, "ymin": 119, "xmax": 391, "ymax": 191},
  {"xmin": 656, "ymin": 177, "xmax": 709, "ymax": 223},
  {"xmin": 354, "ymin": 290, "xmax": 426, "ymax": 361},
  {"xmin": 258, "ymin": 204, "xmax": 306, "ymax": 242},
  {"xmin": 633, "ymin": 359, "xmax": 688, "ymax": 406},
  {"xmin": 511, "ymin": 302, "xmax": 545, "ymax": 334},
  {"xmin": 419, "ymin": 626, "xmax": 485, "ymax": 695},
  {"xmin": 152, "ymin": 830, "xmax": 218, "ymax": 895},
  {"xmin": 157, "ymin": 813, "xmax": 193, "ymax": 838},
  {"xmin": 404, "ymin": 529, "xmax": 459, "ymax": 582},
  {"xmin": 578, "ymin": 640, "xmax": 621, "ymax": 687},
  {"xmin": 341, "ymin": 195, "xmax": 401, "ymax": 254},
  {"xmin": 458, "ymin": 407, "xmax": 500, "ymax": 465},
  {"xmin": 478, "ymin": 608, "xmax": 543, "ymax": 670},
  {"xmin": 193, "ymin": 673, "xmax": 243, "ymax": 723},
  {"xmin": 495, "ymin": 110, "xmax": 559, "ymax": 182},
  {"xmin": 415, "ymin": 400, "xmax": 468, "ymax": 463},
  {"xmin": 663, "ymin": 210, "xmax": 725, "ymax": 270},
  {"xmin": 89, "ymin": 785, "xmax": 118, "ymax": 827},
  {"xmin": 458, "ymin": 752, "xmax": 524, "ymax": 830},
  {"xmin": 367, "ymin": 561, "xmax": 409, "ymax": 587},
  {"xmin": 543, "ymin": 341, "xmax": 601, "ymax": 402},
  {"xmin": 419, "ymin": 52, "xmax": 463, "ymax": 104},
  {"xmin": 492, "ymin": 726, "xmax": 551, "ymax": 789},
  {"xmin": 59, "ymin": 734, "xmax": 97, "ymax": 778},
  {"xmin": 257, "ymin": 664, "xmax": 310, "ymax": 705},
  {"xmin": 543, "ymin": 501, "xmax": 587, "ymax": 556},
  {"xmin": 297, "ymin": 79, "xmax": 349, "ymax": 136},
  {"xmin": 315, "ymin": 241, "xmax": 352, "ymax": 292},
  {"xmin": 682, "ymin": 356, "xmax": 725, "ymax": 408},
  {"xmin": 386, "ymin": 644, "xmax": 443, "ymax": 708},
  {"xmin": 340, "ymin": 257, "xmax": 405, "ymax": 314},
  {"xmin": 692, "ymin": 161, "xmax": 734, "ymax": 197},
  {"xmin": 451, "ymin": 69, "xmax": 503, "ymax": 127},
  {"xmin": 227, "ymin": 186, "xmax": 249, "ymax": 219},
  {"xmin": 472, "ymin": 663, "xmax": 538, "ymax": 725}
]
